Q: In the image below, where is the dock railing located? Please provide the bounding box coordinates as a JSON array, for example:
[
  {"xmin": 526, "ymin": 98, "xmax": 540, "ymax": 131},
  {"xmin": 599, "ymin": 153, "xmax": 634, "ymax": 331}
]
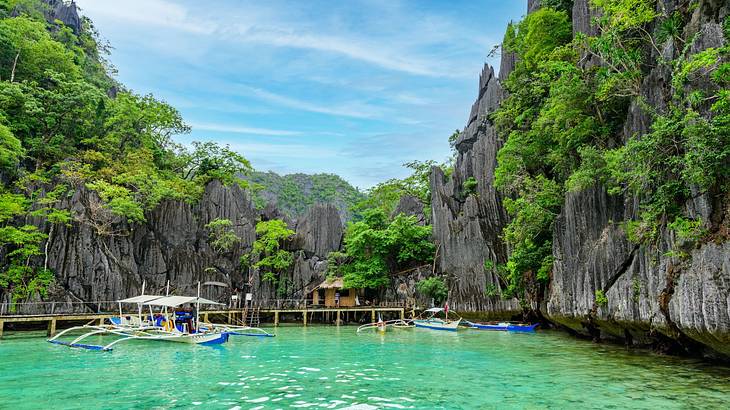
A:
[{"xmin": 0, "ymin": 299, "xmax": 406, "ymax": 317}]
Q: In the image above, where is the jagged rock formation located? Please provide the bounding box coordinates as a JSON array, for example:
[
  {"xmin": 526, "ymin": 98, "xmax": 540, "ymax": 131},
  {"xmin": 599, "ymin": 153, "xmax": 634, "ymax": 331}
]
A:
[
  {"xmin": 545, "ymin": 0, "xmax": 730, "ymax": 358},
  {"xmin": 430, "ymin": 0, "xmax": 729, "ymax": 358},
  {"xmin": 430, "ymin": 64, "xmax": 519, "ymax": 314},
  {"xmin": 391, "ymin": 195, "xmax": 427, "ymax": 225},
  {"xmin": 5, "ymin": 181, "xmax": 344, "ymax": 313},
  {"xmin": 47, "ymin": 0, "xmax": 81, "ymax": 33}
]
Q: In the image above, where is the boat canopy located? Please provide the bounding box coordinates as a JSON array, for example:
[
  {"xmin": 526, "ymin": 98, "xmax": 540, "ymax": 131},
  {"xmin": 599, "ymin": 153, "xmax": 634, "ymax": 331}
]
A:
[
  {"xmin": 143, "ymin": 295, "xmax": 223, "ymax": 307},
  {"xmin": 425, "ymin": 307, "xmax": 444, "ymax": 313},
  {"xmin": 118, "ymin": 295, "xmax": 163, "ymax": 304}
]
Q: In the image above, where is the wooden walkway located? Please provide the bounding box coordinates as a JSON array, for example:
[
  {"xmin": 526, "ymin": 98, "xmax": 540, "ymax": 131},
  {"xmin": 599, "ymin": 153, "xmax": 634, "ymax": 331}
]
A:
[{"xmin": 0, "ymin": 307, "xmax": 405, "ymax": 338}]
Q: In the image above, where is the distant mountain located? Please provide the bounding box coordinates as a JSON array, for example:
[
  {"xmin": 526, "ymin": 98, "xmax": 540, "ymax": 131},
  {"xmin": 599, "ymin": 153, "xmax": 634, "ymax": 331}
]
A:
[{"xmin": 246, "ymin": 171, "xmax": 365, "ymax": 222}]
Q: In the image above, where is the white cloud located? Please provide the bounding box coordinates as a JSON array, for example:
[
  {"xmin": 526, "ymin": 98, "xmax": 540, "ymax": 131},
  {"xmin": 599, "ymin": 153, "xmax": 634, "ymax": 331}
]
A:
[
  {"xmin": 232, "ymin": 26, "xmax": 450, "ymax": 78},
  {"xmin": 75, "ymin": 0, "xmax": 217, "ymax": 35},
  {"xmin": 241, "ymin": 86, "xmax": 384, "ymax": 119},
  {"xmin": 190, "ymin": 122, "xmax": 302, "ymax": 137},
  {"xmin": 226, "ymin": 142, "xmax": 339, "ymax": 159},
  {"xmin": 76, "ymin": 0, "xmax": 487, "ymax": 78}
]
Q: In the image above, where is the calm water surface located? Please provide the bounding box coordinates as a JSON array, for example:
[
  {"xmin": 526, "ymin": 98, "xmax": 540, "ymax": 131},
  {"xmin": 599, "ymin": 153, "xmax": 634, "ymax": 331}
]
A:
[{"xmin": 0, "ymin": 326, "xmax": 728, "ymax": 409}]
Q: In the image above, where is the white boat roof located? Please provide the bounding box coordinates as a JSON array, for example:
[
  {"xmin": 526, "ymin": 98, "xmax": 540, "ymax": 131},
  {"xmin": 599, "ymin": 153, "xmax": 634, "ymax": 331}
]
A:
[
  {"xmin": 143, "ymin": 295, "xmax": 223, "ymax": 307},
  {"xmin": 425, "ymin": 307, "xmax": 444, "ymax": 313},
  {"xmin": 118, "ymin": 295, "xmax": 163, "ymax": 304}
]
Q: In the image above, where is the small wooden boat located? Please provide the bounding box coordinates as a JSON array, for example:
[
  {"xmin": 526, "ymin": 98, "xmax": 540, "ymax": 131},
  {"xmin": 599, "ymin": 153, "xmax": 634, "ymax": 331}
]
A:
[
  {"xmin": 413, "ymin": 307, "xmax": 461, "ymax": 331},
  {"xmin": 466, "ymin": 321, "xmax": 538, "ymax": 332},
  {"xmin": 356, "ymin": 319, "xmax": 414, "ymax": 333},
  {"xmin": 48, "ymin": 282, "xmax": 272, "ymax": 351}
]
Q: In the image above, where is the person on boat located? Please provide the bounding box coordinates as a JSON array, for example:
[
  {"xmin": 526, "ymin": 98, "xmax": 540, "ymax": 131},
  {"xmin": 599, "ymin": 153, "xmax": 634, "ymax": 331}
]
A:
[{"xmin": 335, "ymin": 291, "xmax": 340, "ymax": 308}]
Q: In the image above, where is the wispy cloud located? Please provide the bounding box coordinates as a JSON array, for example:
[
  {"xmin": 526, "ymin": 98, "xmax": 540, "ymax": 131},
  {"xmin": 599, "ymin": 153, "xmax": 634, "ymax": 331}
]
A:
[
  {"xmin": 190, "ymin": 122, "xmax": 302, "ymax": 137},
  {"xmin": 76, "ymin": 0, "xmax": 217, "ymax": 34},
  {"xmin": 241, "ymin": 86, "xmax": 385, "ymax": 119},
  {"xmin": 232, "ymin": 26, "xmax": 452, "ymax": 78}
]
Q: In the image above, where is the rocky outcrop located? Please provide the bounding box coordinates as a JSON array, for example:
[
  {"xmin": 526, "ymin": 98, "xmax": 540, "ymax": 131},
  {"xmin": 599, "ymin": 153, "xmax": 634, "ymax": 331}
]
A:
[
  {"xmin": 291, "ymin": 204, "xmax": 343, "ymax": 258},
  {"xmin": 2, "ymin": 181, "xmax": 345, "ymax": 313},
  {"xmin": 544, "ymin": 0, "xmax": 730, "ymax": 358},
  {"xmin": 392, "ymin": 195, "xmax": 427, "ymax": 225},
  {"xmin": 430, "ymin": 63, "xmax": 519, "ymax": 314},
  {"xmin": 429, "ymin": 0, "xmax": 729, "ymax": 358},
  {"xmin": 43, "ymin": 0, "xmax": 82, "ymax": 33}
]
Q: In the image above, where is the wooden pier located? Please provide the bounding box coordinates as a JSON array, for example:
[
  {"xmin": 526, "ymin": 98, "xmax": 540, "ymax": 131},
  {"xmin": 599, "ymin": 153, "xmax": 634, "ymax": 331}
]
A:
[{"xmin": 0, "ymin": 306, "xmax": 405, "ymax": 338}]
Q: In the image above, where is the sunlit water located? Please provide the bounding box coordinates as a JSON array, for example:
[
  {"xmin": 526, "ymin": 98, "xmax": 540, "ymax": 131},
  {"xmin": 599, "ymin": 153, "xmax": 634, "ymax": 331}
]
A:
[{"xmin": 0, "ymin": 326, "xmax": 728, "ymax": 409}]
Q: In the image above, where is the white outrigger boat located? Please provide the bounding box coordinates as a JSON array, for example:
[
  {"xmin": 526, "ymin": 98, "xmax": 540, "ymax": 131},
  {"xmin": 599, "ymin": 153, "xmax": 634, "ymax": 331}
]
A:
[
  {"xmin": 48, "ymin": 284, "xmax": 272, "ymax": 351},
  {"xmin": 412, "ymin": 307, "xmax": 461, "ymax": 331},
  {"xmin": 356, "ymin": 317, "xmax": 414, "ymax": 333}
]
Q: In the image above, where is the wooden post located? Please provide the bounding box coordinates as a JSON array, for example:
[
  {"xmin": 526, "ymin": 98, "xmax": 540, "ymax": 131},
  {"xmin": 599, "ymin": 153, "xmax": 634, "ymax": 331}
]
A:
[
  {"xmin": 227, "ymin": 312, "xmax": 232, "ymax": 324},
  {"xmin": 336, "ymin": 310, "xmax": 341, "ymax": 326},
  {"xmin": 47, "ymin": 318, "xmax": 57, "ymax": 337},
  {"xmin": 400, "ymin": 308, "xmax": 404, "ymax": 321},
  {"xmin": 303, "ymin": 310, "xmax": 308, "ymax": 326},
  {"xmin": 98, "ymin": 318, "xmax": 104, "ymax": 326},
  {"xmin": 371, "ymin": 309, "xmax": 375, "ymax": 322},
  {"xmin": 204, "ymin": 313, "xmax": 209, "ymax": 322},
  {"xmin": 274, "ymin": 311, "xmax": 279, "ymax": 327},
  {"xmin": 0, "ymin": 319, "xmax": 4, "ymax": 339}
]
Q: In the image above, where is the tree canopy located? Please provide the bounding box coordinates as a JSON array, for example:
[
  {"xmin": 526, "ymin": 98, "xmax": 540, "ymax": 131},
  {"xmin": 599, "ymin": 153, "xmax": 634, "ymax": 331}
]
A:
[{"xmin": 0, "ymin": 0, "xmax": 253, "ymax": 302}]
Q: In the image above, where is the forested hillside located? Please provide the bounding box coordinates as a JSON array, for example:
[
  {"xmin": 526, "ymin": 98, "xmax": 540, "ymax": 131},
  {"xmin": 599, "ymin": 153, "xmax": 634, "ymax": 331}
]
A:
[
  {"xmin": 0, "ymin": 0, "xmax": 250, "ymax": 302},
  {"xmin": 246, "ymin": 171, "xmax": 364, "ymax": 221}
]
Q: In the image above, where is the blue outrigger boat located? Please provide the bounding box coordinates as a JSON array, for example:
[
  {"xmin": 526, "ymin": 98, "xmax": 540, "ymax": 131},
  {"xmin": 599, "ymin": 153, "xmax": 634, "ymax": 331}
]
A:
[{"xmin": 465, "ymin": 321, "xmax": 538, "ymax": 332}]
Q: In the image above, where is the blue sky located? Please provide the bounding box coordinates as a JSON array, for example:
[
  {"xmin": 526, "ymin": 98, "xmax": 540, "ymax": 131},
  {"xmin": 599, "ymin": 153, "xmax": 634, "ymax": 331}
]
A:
[{"xmin": 75, "ymin": 0, "xmax": 526, "ymax": 189}]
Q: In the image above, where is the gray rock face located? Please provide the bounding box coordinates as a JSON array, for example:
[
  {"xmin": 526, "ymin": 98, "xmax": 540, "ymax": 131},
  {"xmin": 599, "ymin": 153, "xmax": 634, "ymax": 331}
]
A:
[
  {"xmin": 527, "ymin": 0, "xmax": 541, "ymax": 14},
  {"xmin": 572, "ymin": 0, "xmax": 600, "ymax": 37},
  {"xmin": 430, "ymin": 63, "xmax": 519, "ymax": 314},
  {"xmin": 291, "ymin": 204, "xmax": 343, "ymax": 258},
  {"xmin": 392, "ymin": 195, "xmax": 426, "ymax": 225},
  {"xmin": 43, "ymin": 0, "xmax": 82, "ymax": 33},
  {"xmin": 429, "ymin": 0, "xmax": 729, "ymax": 358},
  {"xmin": 545, "ymin": 1, "xmax": 730, "ymax": 358},
  {"xmin": 2, "ymin": 181, "xmax": 345, "ymax": 313}
]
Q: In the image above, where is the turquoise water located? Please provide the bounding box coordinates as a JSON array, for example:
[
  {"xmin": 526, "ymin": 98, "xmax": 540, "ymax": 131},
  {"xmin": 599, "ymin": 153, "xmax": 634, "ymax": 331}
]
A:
[{"xmin": 1, "ymin": 326, "xmax": 728, "ymax": 409}]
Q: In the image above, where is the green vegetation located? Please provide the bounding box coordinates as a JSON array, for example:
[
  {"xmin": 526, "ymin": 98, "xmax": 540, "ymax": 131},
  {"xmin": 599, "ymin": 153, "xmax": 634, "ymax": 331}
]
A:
[
  {"xmin": 416, "ymin": 277, "xmax": 448, "ymax": 305},
  {"xmin": 490, "ymin": 1, "xmax": 729, "ymax": 303},
  {"xmin": 244, "ymin": 219, "xmax": 295, "ymax": 284},
  {"xmin": 484, "ymin": 283, "xmax": 499, "ymax": 298},
  {"xmin": 330, "ymin": 208, "xmax": 434, "ymax": 289},
  {"xmin": 354, "ymin": 160, "xmax": 448, "ymax": 217},
  {"xmin": 632, "ymin": 277, "xmax": 641, "ymax": 302},
  {"xmin": 205, "ymin": 218, "xmax": 239, "ymax": 253},
  {"xmin": 0, "ymin": 1, "xmax": 252, "ymax": 301},
  {"xmin": 595, "ymin": 289, "xmax": 608, "ymax": 307},
  {"xmin": 247, "ymin": 171, "xmax": 364, "ymax": 219},
  {"xmin": 462, "ymin": 177, "xmax": 478, "ymax": 197}
]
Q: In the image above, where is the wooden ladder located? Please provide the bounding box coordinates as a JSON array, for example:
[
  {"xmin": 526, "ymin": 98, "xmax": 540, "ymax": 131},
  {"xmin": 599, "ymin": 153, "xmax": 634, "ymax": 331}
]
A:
[{"xmin": 249, "ymin": 307, "xmax": 261, "ymax": 327}]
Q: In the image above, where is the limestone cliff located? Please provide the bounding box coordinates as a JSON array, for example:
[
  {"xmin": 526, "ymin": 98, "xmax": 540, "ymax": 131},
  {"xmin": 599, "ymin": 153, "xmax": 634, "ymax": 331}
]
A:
[
  {"xmin": 3, "ymin": 181, "xmax": 344, "ymax": 313},
  {"xmin": 430, "ymin": 64, "xmax": 519, "ymax": 315},
  {"xmin": 545, "ymin": 0, "xmax": 730, "ymax": 358},
  {"xmin": 430, "ymin": 0, "xmax": 730, "ymax": 358}
]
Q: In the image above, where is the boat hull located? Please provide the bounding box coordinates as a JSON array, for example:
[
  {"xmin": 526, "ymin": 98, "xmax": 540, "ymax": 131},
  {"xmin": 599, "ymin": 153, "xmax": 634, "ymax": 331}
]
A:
[
  {"xmin": 468, "ymin": 323, "xmax": 538, "ymax": 332},
  {"xmin": 413, "ymin": 318, "xmax": 461, "ymax": 331}
]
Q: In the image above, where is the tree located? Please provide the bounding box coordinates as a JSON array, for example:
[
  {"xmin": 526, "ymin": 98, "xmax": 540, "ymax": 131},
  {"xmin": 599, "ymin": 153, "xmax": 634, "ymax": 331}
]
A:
[
  {"xmin": 245, "ymin": 219, "xmax": 295, "ymax": 283},
  {"xmin": 416, "ymin": 277, "xmax": 448, "ymax": 305},
  {"xmin": 0, "ymin": 123, "xmax": 22, "ymax": 170},
  {"xmin": 205, "ymin": 218, "xmax": 239, "ymax": 253},
  {"xmin": 338, "ymin": 208, "xmax": 435, "ymax": 289}
]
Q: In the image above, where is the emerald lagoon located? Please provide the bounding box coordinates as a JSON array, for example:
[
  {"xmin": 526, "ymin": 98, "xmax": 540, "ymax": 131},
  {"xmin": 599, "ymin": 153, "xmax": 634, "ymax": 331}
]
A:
[{"xmin": 1, "ymin": 327, "xmax": 728, "ymax": 409}]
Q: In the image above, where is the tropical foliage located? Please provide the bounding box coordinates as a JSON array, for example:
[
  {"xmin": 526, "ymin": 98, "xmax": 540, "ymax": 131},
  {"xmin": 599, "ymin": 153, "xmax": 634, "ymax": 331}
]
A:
[
  {"xmin": 330, "ymin": 208, "xmax": 434, "ymax": 289},
  {"xmin": 244, "ymin": 219, "xmax": 295, "ymax": 284},
  {"xmin": 0, "ymin": 0, "xmax": 252, "ymax": 301},
  {"xmin": 416, "ymin": 276, "xmax": 448, "ymax": 305}
]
